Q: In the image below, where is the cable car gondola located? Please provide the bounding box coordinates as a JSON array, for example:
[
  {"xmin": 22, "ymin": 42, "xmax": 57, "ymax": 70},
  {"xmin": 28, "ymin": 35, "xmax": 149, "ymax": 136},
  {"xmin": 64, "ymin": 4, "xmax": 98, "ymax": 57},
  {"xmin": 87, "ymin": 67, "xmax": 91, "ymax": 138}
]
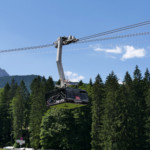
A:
[
  {"xmin": 46, "ymin": 36, "xmax": 89, "ymax": 106},
  {"xmin": 46, "ymin": 87, "xmax": 88, "ymax": 106}
]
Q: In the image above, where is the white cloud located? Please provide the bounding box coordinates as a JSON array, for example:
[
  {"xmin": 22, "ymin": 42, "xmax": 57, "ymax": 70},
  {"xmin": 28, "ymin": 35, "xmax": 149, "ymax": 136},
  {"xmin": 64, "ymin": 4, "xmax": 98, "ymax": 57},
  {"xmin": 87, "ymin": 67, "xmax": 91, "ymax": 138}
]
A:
[
  {"xmin": 94, "ymin": 46, "xmax": 122, "ymax": 54},
  {"xmin": 121, "ymin": 45, "xmax": 146, "ymax": 60},
  {"xmin": 118, "ymin": 80, "xmax": 123, "ymax": 84},
  {"xmin": 91, "ymin": 44, "xmax": 146, "ymax": 61},
  {"xmin": 65, "ymin": 71, "xmax": 85, "ymax": 82}
]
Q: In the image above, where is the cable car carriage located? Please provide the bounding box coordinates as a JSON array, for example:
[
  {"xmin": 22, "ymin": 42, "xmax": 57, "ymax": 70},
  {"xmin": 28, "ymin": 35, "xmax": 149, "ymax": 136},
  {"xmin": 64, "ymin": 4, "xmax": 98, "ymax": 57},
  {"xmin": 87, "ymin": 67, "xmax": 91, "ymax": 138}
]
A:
[
  {"xmin": 46, "ymin": 87, "xmax": 88, "ymax": 106},
  {"xmin": 46, "ymin": 36, "xmax": 89, "ymax": 106}
]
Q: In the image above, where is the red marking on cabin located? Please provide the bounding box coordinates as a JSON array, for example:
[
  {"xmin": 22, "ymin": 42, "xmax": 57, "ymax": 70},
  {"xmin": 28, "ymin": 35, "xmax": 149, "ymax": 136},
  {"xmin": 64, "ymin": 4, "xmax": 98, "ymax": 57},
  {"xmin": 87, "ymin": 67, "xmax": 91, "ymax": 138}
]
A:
[{"xmin": 75, "ymin": 96, "xmax": 80, "ymax": 100}]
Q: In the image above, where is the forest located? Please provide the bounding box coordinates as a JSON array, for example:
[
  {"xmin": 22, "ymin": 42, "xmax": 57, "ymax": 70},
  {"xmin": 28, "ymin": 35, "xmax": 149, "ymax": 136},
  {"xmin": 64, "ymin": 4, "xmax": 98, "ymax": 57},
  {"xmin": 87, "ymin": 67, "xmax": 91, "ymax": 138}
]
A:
[{"xmin": 0, "ymin": 65, "xmax": 150, "ymax": 150}]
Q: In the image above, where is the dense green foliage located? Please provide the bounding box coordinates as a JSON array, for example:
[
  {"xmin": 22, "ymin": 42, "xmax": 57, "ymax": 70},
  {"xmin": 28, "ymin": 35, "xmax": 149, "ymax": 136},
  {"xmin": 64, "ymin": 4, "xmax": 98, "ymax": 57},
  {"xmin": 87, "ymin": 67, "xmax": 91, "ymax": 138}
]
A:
[
  {"xmin": 91, "ymin": 74, "xmax": 104, "ymax": 150},
  {"xmin": 12, "ymin": 81, "xmax": 30, "ymax": 144},
  {"xmin": 40, "ymin": 106, "xmax": 91, "ymax": 150},
  {"xmin": 29, "ymin": 77, "xmax": 47, "ymax": 148},
  {"xmin": 0, "ymin": 84, "xmax": 11, "ymax": 146},
  {"xmin": 0, "ymin": 66, "xmax": 150, "ymax": 149}
]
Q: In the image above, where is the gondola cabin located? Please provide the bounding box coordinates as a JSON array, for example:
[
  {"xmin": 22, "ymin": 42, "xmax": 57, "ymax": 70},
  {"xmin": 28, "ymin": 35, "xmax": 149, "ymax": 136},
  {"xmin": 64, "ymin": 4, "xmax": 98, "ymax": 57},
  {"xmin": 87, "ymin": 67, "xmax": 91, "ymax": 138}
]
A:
[{"xmin": 46, "ymin": 87, "xmax": 88, "ymax": 106}]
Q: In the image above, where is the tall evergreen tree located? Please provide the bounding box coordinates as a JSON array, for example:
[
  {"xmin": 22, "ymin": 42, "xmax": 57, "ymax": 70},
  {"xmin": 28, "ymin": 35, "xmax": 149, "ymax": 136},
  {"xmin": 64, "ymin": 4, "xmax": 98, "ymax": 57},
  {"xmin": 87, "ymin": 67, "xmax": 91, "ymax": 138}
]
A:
[
  {"xmin": 9, "ymin": 79, "xmax": 18, "ymax": 144},
  {"xmin": 105, "ymin": 71, "xmax": 119, "ymax": 92},
  {"xmin": 86, "ymin": 78, "xmax": 93, "ymax": 107},
  {"xmin": 9, "ymin": 79, "xmax": 18, "ymax": 99},
  {"xmin": 145, "ymin": 88, "xmax": 150, "ymax": 149},
  {"xmin": 113, "ymin": 72, "xmax": 138, "ymax": 150},
  {"xmin": 69, "ymin": 107, "xmax": 91, "ymax": 150},
  {"xmin": 144, "ymin": 68, "xmax": 150, "ymax": 149},
  {"xmin": 124, "ymin": 71, "xmax": 132, "ymax": 85},
  {"xmin": 133, "ymin": 65, "xmax": 146, "ymax": 149},
  {"xmin": 0, "ymin": 83, "xmax": 11, "ymax": 146},
  {"xmin": 89, "ymin": 78, "xmax": 93, "ymax": 87},
  {"xmin": 143, "ymin": 68, "xmax": 150, "ymax": 96},
  {"xmin": 45, "ymin": 76, "xmax": 54, "ymax": 92},
  {"xmin": 91, "ymin": 74, "xmax": 104, "ymax": 150},
  {"xmin": 56, "ymin": 79, "xmax": 60, "ymax": 86},
  {"xmin": 29, "ymin": 76, "xmax": 47, "ymax": 148},
  {"xmin": 123, "ymin": 72, "xmax": 137, "ymax": 149},
  {"xmin": 100, "ymin": 72, "xmax": 120, "ymax": 150},
  {"xmin": 0, "ymin": 79, "xmax": 18, "ymax": 146},
  {"xmin": 78, "ymin": 80, "xmax": 83, "ymax": 87},
  {"xmin": 12, "ymin": 81, "xmax": 29, "ymax": 143}
]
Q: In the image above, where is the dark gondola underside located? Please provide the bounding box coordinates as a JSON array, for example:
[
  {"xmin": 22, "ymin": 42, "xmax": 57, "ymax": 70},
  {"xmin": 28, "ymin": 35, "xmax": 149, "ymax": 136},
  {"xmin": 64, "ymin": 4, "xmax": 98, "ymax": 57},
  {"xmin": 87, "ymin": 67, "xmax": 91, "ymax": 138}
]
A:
[{"xmin": 46, "ymin": 87, "xmax": 89, "ymax": 106}]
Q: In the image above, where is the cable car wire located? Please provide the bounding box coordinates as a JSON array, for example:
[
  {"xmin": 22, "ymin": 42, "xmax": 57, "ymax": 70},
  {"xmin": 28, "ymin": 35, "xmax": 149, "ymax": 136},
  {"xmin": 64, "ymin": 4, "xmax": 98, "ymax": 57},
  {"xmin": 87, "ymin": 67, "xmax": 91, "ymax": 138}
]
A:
[
  {"xmin": 78, "ymin": 20, "xmax": 150, "ymax": 41},
  {"xmin": 75, "ymin": 32, "xmax": 150, "ymax": 44},
  {"xmin": 0, "ymin": 20, "xmax": 150, "ymax": 53},
  {"xmin": 0, "ymin": 43, "xmax": 54, "ymax": 53},
  {"xmin": 0, "ymin": 31, "xmax": 149, "ymax": 53}
]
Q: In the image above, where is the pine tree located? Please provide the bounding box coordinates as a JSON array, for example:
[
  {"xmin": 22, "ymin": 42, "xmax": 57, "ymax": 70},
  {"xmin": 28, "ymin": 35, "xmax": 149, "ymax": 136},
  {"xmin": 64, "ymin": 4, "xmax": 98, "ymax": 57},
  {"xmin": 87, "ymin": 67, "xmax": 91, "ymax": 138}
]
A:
[
  {"xmin": 86, "ymin": 78, "xmax": 93, "ymax": 107},
  {"xmin": 105, "ymin": 71, "xmax": 119, "ymax": 92},
  {"xmin": 91, "ymin": 74, "xmax": 104, "ymax": 150},
  {"xmin": 143, "ymin": 68, "xmax": 150, "ymax": 150},
  {"xmin": 56, "ymin": 79, "xmax": 60, "ymax": 86},
  {"xmin": 143, "ymin": 68, "xmax": 150, "ymax": 96},
  {"xmin": 145, "ymin": 88, "xmax": 150, "ymax": 149},
  {"xmin": 72, "ymin": 107, "xmax": 91, "ymax": 150},
  {"xmin": 143, "ymin": 69, "xmax": 150, "ymax": 149},
  {"xmin": 12, "ymin": 81, "xmax": 29, "ymax": 143},
  {"xmin": 100, "ymin": 72, "xmax": 120, "ymax": 150},
  {"xmin": 123, "ymin": 72, "xmax": 136, "ymax": 149},
  {"xmin": 9, "ymin": 79, "xmax": 18, "ymax": 99},
  {"xmin": 133, "ymin": 65, "xmax": 146, "ymax": 149},
  {"xmin": 0, "ymin": 83, "xmax": 11, "ymax": 146},
  {"xmin": 113, "ymin": 72, "xmax": 137, "ymax": 150},
  {"xmin": 89, "ymin": 78, "xmax": 93, "ymax": 87},
  {"xmin": 45, "ymin": 76, "xmax": 54, "ymax": 92},
  {"xmin": 29, "ymin": 76, "xmax": 47, "ymax": 148},
  {"xmin": 78, "ymin": 80, "xmax": 83, "ymax": 87},
  {"xmin": 9, "ymin": 79, "xmax": 18, "ymax": 144},
  {"xmin": 0, "ymin": 79, "xmax": 18, "ymax": 146}
]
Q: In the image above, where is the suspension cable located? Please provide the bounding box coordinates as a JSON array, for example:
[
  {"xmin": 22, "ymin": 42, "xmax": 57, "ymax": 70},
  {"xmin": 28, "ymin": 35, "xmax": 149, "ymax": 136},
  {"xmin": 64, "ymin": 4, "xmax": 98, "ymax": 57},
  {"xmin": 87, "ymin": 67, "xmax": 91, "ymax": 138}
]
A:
[
  {"xmin": 75, "ymin": 32, "xmax": 150, "ymax": 44},
  {"xmin": 78, "ymin": 20, "xmax": 150, "ymax": 41},
  {"xmin": 0, "ymin": 32, "xmax": 149, "ymax": 53},
  {"xmin": 0, "ymin": 20, "xmax": 150, "ymax": 53},
  {"xmin": 0, "ymin": 43, "xmax": 54, "ymax": 53}
]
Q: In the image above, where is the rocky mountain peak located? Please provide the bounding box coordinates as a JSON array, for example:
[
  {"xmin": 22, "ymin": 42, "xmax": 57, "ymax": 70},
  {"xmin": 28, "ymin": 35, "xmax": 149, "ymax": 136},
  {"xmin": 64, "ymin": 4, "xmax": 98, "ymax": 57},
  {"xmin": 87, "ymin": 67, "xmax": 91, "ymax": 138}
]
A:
[{"xmin": 0, "ymin": 68, "xmax": 9, "ymax": 77}]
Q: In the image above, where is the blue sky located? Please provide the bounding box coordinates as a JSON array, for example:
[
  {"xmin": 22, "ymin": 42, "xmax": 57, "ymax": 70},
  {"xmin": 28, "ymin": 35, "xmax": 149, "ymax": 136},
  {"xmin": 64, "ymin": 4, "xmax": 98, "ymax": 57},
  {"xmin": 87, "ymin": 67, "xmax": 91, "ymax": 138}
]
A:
[{"xmin": 0, "ymin": 0, "xmax": 150, "ymax": 83}]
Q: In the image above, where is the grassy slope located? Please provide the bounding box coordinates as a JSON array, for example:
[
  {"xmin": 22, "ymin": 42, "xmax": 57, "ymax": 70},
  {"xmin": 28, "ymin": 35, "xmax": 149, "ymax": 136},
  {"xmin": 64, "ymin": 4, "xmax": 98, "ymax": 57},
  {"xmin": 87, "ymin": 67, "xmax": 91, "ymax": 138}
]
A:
[{"xmin": 51, "ymin": 103, "xmax": 86, "ymax": 109}]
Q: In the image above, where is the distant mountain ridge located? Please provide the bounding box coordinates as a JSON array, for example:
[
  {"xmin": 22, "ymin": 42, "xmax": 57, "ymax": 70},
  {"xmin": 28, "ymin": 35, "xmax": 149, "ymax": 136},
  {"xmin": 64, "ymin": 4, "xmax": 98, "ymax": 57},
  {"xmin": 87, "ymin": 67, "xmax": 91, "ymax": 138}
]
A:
[
  {"xmin": 0, "ymin": 68, "xmax": 9, "ymax": 77},
  {"xmin": 0, "ymin": 75, "xmax": 39, "ymax": 91}
]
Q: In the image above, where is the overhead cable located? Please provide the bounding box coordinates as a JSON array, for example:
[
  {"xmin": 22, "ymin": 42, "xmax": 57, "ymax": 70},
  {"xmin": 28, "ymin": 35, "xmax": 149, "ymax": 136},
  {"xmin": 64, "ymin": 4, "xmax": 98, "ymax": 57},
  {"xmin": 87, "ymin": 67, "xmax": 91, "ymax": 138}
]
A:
[
  {"xmin": 0, "ymin": 32, "xmax": 149, "ymax": 53},
  {"xmin": 0, "ymin": 43, "xmax": 54, "ymax": 53},
  {"xmin": 1, "ymin": 20, "xmax": 150, "ymax": 53},
  {"xmin": 76, "ymin": 32, "xmax": 150, "ymax": 44},
  {"xmin": 78, "ymin": 20, "xmax": 150, "ymax": 41}
]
